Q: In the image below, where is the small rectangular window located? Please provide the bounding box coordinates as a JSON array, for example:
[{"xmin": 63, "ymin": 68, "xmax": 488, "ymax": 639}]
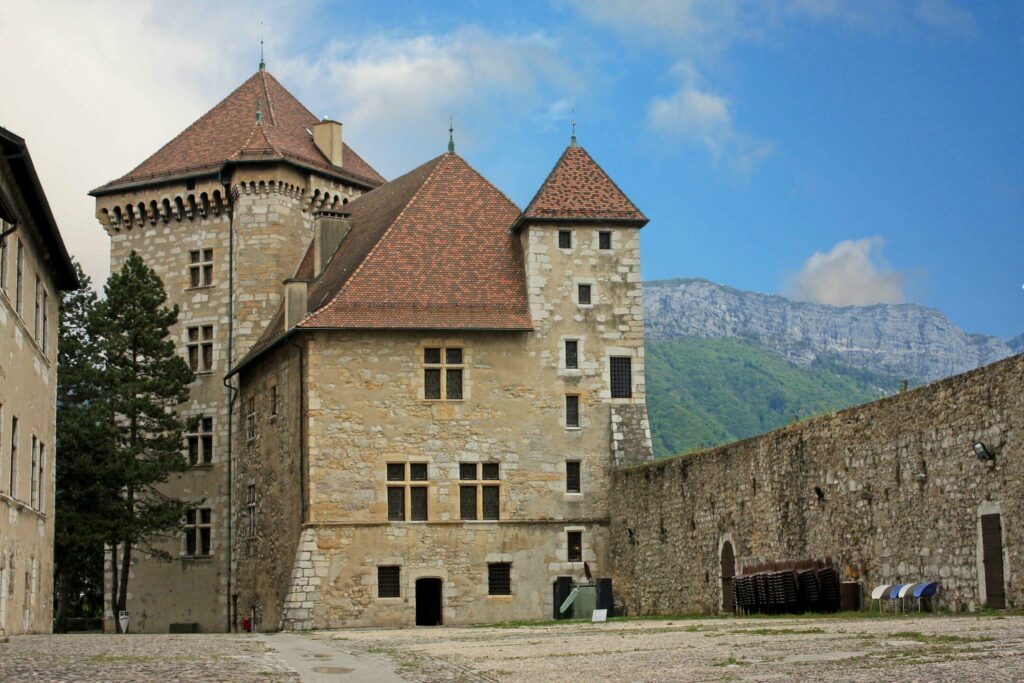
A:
[
  {"xmin": 558, "ymin": 230, "xmax": 572, "ymax": 249},
  {"xmin": 15, "ymin": 239, "xmax": 24, "ymax": 315},
  {"xmin": 37, "ymin": 443, "xmax": 45, "ymax": 512},
  {"xmin": 424, "ymin": 347, "xmax": 441, "ymax": 364},
  {"xmin": 185, "ymin": 507, "xmax": 213, "ymax": 556},
  {"xmin": 409, "ymin": 463, "xmax": 428, "ymax": 481},
  {"xmin": 445, "ymin": 368, "xmax": 463, "ymax": 399},
  {"xmin": 246, "ymin": 484, "xmax": 256, "ymax": 538},
  {"xmin": 565, "ymin": 340, "xmax": 578, "ymax": 369},
  {"xmin": 488, "ymin": 563, "xmax": 511, "ymax": 595},
  {"xmin": 30, "ymin": 436, "xmax": 39, "ymax": 509},
  {"xmin": 610, "ymin": 356, "xmax": 633, "ymax": 399},
  {"xmin": 567, "ymin": 531, "xmax": 583, "ymax": 562},
  {"xmin": 378, "ymin": 566, "xmax": 401, "ymax": 598},
  {"xmin": 187, "ymin": 415, "xmax": 214, "ymax": 465},
  {"xmin": 187, "ymin": 325, "xmax": 214, "ymax": 373},
  {"xmin": 565, "ymin": 395, "xmax": 580, "ymax": 428},
  {"xmin": 599, "ymin": 231, "xmax": 612, "ymax": 250},
  {"xmin": 387, "ymin": 486, "xmax": 405, "ymax": 521},
  {"xmin": 387, "ymin": 463, "xmax": 405, "ymax": 481},
  {"xmin": 577, "ymin": 283, "xmax": 591, "ymax": 305},
  {"xmin": 269, "ymin": 385, "xmax": 278, "ymax": 416},
  {"xmin": 460, "ymin": 485, "xmax": 477, "ymax": 520},
  {"xmin": 41, "ymin": 290, "xmax": 49, "ymax": 353},
  {"xmin": 410, "ymin": 486, "xmax": 428, "ymax": 521},
  {"xmin": 482, "ymin": 486, "xmax": 500, "ymax": 520},
  {"xmin": 9, "ymin": 416, "xmax": 18, "ymax": 497},
  {"xmin": 245, "ymin": 397, "xmax": 256, "ymax": 441},
  {"xmin": 33, "ymin": 276, "xmax": 41, "ymax": 340},
  {"xmin": 459, "ymin": 463, "xmax": 477, "ymax": 481},
  {"xmin": 566, "ymin": 461, "xmax": 581, "ymax": 493},
  {"xmin": 445, "ymin": 348, "xmax": 462, "ymax": 364},
  {"xmin": 189, "ymin": 249, "xmax": 214, "ymax": 288},
  {"xmin": 481, "ymin": 463, "xmax": 499, "ymax": 481}
]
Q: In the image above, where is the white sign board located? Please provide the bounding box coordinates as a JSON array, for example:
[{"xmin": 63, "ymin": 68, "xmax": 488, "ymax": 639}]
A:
[
  {"xmin": 118, "ymin": 610, "xmax": 129, "ymax": 634},
  {"xmin": 592, "ymin": 609, "xmax": 608, "ymax": 623}
]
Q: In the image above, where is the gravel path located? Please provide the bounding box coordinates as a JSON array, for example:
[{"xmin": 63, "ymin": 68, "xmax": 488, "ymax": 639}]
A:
[{"xmin": 2, "ymin": 614, "xmax": 1022, "ymax": 681}]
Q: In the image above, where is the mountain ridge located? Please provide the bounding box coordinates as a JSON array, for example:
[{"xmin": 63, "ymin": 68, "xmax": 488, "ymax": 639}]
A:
[{"xmin": 644, "ymin": 278, "xmax": 1016, "ymax": 384}]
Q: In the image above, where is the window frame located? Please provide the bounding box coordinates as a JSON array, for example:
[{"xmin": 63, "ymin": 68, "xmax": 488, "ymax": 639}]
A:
[
  {"xmin": 598, "ymin": 230, "xmax": 612, "ymax": 250},
  {"xmin": 566, "ymin": 460, "xmax": 581, "ymax": 494},
  {"xmin": 8, "ymin": 416, "xmax": 17, "ymax": 498},
  {"xmin": 187, "ymin": 415, "xmax": 214, "ymax": 466},
  {"xmin": 15, "ymin": 239, "xmax": 23, "ymax": 315},
  {"xmin": 377, "ymin": 566, "xmax": 401, "ymax": 599},
  {"xmin": 564, "ymin": 339, "xmax": 579, "ymax": 370},
  {"xmin": 187, "ymin": 324, "xmax": 214, "ymax": 374},
  {"xmin": 488, "ymin": 562, "xmax": 512, "ymax": 596},
  {"xmin": 422, "ymin": 345, "xmax": 464, "ymax": 401},
  {"xmin": 184, "ymin": 507, "xmax": 213, "ymax": 558},
  {"xmin": 557, "ymin": 229, "xmax": 573, "ymax": 250},
  {"xmin": 567, "ymin": 530, "xmax": 583, "ymax": 563},
  {"xmin": 245, "ymin": 397, "xmax": 256, "ymax": 442},
  {"xmin": 576, "ymin": 283, "xmax": 592, "ymax": 307},
  {"xmin": 565, "ymin": 394, "xmax": 580, "ymax": 429},
  {"xmin": 386, "ymin": 463, "xmax": 429, "ymax": 522},
  {"xmin": 458, "ymin": 462, "xmax": 501, "ymax": 521},
  {"xmin": 188, "ymin": 248, "xmax": 214, "ymax": 289},
  {"xmin": 29, "ymin": 436, "xmax": 39, "ymax": 509},
  {"xmin": 610, "ymin": 356, "xmax": 633, "ymax": 399}
]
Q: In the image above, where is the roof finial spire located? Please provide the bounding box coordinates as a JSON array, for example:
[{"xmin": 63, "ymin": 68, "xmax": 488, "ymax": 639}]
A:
[
  {"xmin": 448, "ymin": 117, "xmax": 455, "ymax": 153},
  {"xmin": 570, "ymin": 106, "xmax": 578, "ymax": 147},
  {"xmin": 259, "ymin": 21, "xmax": 266, "ymax": 71}
]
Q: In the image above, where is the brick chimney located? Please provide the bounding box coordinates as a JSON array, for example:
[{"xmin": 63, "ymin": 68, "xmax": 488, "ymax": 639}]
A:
[
  {"xmin": 312, "ymin": 118, "xmax": 343, "ymax": 167},
  {"xmin": 313, "ymin": 212, "xmax": 352, "ymax": 278}
]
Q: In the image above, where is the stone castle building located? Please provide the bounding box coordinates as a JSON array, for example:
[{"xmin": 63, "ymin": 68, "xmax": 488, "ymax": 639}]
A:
[
  {"xmin": 0, "ymin": 126, "xmax": 79, "ymax": 636},
  {"xmin": 93, "ymin": 65, "xmax": 652, "ymax": 631}
]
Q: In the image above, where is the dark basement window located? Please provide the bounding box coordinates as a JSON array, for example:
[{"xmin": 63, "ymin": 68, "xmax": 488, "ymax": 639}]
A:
[{"xmin": 488, "ymin": 563, "xmax": 512, "ymax": 595}]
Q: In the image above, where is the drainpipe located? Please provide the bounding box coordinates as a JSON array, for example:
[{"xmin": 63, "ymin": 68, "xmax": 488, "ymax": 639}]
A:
[
  {"xmin": 219, "ymin": 170, "xmax": 236, "ymax": 633},
  {"xmin": 288, "ymin": 338, "xmax": 307, "ymax": 524}
]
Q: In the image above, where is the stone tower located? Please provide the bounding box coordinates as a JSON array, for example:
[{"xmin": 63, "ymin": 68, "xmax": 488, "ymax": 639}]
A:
[{"xmin": 90, "ymin": 66, "xmax": 383, "ymax": 633}]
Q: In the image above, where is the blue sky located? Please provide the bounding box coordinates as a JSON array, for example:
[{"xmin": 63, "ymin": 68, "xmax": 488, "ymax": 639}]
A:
[{"xmin": 1, "ymin": 1, "xmax": 1021, "ymax": 337}]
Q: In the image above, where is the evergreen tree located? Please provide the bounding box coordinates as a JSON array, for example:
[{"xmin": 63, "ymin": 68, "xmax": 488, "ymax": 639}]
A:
[
  {"xmin": 91, "ymin": 253, "xmax": 194, "ymax": 631},
  {"xmin": 54, "ymin": 263, "xmax": 113, "ymax": 631}
]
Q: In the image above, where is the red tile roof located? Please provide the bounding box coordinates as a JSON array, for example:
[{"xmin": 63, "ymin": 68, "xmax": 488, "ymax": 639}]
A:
[
  {"xmin": 520, "ymin": 144, "xmax": 647, "ymax": 226},
  {"xmin": 92, "ymin": 70, "xmax": 384, "ymax": 194},
  {"xmin": 237, "ymin": 152, "xmax": 532, "ymax": 370}
]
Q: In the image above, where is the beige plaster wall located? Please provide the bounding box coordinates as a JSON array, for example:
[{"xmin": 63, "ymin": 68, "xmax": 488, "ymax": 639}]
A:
[{"xmin": 0, "ymin": 165, "xmax": 60, "ymax": 635}]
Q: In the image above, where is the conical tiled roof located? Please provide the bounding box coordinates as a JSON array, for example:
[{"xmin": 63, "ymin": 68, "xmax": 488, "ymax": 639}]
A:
[
  {"xmin": 520, "ymin": 144, "xmax": 647, "ymax": 226},
  {"xmin": 92, "ymin": 70, "xmax": 384, "ymax": 193},
  {"xmin": 237, "ymin": 151, "xmax": 532, "ymax": 370}
]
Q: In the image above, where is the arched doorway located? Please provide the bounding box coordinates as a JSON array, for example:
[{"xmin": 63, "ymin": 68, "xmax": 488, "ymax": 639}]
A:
[
  {"xmin": 721, "ymin": 541, "xmax": 735, "ymax": 614},
  {"xmin": 415, "ymin": 578, "xmax": 443, "ymax": 626}
]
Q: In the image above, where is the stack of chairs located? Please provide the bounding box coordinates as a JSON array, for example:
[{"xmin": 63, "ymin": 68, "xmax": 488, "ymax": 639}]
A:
[{"xmin": 732, "ymin": 559, "xmax": 840, "ymax": 615}]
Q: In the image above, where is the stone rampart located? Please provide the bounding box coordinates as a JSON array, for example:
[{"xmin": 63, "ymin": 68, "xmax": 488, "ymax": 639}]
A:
[{"xmin": 611, "ymin": 354, "xmax": 1024, "ymax": 615}]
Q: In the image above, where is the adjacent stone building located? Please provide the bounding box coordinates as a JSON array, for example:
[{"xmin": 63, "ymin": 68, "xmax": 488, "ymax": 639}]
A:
[
  {"xmin": 230, "ymin": 141, "xmax": 653, "ymax": 629},
  {"xmin": 91, "ymin": 66, "xmax": 385, "ymax": 633},
  {"xmin": 0, "ymin": 126, "xmax": 79, "ymax": 636}
]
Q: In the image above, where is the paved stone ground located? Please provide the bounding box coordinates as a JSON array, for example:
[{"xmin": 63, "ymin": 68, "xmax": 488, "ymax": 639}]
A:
[{"xmin": 2, "ymin": 614, "xmax": 1023, "ymax": 681}]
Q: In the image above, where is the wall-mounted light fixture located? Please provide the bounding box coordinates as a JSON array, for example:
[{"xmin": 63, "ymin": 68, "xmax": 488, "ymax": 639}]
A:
[{"xmin": 973, "ymin": 442, "xmax": 995, "ymax": 461}]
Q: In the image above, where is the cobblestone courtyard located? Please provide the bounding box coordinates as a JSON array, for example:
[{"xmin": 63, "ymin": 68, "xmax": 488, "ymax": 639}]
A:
[{"xmin": 2, "ymin": 614, "xmax": 1023, "ymax": 682}]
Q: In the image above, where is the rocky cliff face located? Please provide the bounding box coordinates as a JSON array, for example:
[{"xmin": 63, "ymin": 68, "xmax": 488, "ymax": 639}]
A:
[{"xmin": 644, "ymin": 278, "xmax": 1016, "ymax": 384}]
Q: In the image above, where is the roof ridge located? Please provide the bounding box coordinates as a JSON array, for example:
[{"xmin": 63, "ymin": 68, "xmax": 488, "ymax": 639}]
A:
[
  {"xmin": 450, "ymin": 152, "xmax": 522, "ymax": 214},
  {"xmin": 259, "ymin": 70, "xmax": 278, "ymax": 126},
  {"xmin": 313, "ymin": 154, "xmax": 449, "ymax": 312},
  {"xmin": 576, "ymin": 146, "xmax": 644, "ymax": 217}
]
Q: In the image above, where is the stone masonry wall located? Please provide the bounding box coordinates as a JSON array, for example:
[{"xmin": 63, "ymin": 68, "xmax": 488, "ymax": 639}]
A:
[{"xmin": 611, "ymin": 354, "xmax": 1024, "ymax": 615}]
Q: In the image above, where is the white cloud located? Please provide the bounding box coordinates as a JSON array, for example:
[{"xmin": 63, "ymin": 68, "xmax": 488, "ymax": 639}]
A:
[
  {"xmin": 648, "ymin": 68, "xmax": 773, "ymax": 171},
  {"xmin": 915, "ymin": 0, "xmax": 978, "ymax": 38},
  {"xmin": 785, "ymin": 237, "xmax": 907, "ymax": 306},
  {"xmin": 0, "ymin": 0, "xmax": 302, "ymax": 287},
  {"xmin": 279, "ymin": 28, "xmax": 577, "ymax": 177}
]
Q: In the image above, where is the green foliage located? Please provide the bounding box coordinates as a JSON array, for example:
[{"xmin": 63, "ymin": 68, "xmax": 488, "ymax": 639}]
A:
[
  {"xmin": 646, "ymin": 337, "xmax": 897, "ymax": 457},
  {"xmin": 55, "ymin": 253, "xmax": 193, "ymax": 631},
  {"xmin": 54, "ymin": 263, "xmax": 113, "ymax": 630}
]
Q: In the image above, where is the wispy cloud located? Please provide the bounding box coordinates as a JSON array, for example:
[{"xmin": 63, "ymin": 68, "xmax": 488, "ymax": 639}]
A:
[
  {"xmin": 281, "ymin": 28, "xmax": 578, "ymax": 176},
  {"xmin": 648, "ymin": 65, "xmax": 773, "ymax": 171},
  {"xmin": 784, "ymin": 237, "xmax": 908, "ymax": 306},
  {"xmin": 915, "ymin": 0, "xmax": 978, "ymax": 38}
]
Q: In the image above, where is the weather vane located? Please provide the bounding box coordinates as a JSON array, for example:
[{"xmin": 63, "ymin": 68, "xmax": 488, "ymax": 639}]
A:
[
  {"xmin": 448, "ymin": 117, "xmax": 455, "ymax": 153},
  {"xmin": 570, "ymin": 106, "xmax": 578, "ymax": 147}
]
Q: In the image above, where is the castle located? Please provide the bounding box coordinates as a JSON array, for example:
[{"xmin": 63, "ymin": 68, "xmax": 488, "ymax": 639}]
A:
[{"xmin": 92, "ymin": 65, "xmax": 652, "ymax": 631}]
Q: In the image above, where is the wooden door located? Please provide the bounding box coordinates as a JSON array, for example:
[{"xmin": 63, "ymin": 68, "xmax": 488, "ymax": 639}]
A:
[
  {"xmin": 721, "ymin": 541, "xmax": 736, "ymax": 613},
  {"xmin": 981, "ymin": 513, "xmax": 1006, "ymax": 609}
]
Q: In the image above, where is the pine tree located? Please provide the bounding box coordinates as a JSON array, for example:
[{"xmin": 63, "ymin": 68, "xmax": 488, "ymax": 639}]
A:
[
  {"xmin": 54, "ymin": 263, "xmax": 114, "ymax": 631},
  {"xmin": 91, "ymin": 252, "xmax": 194, "ymax": 631}
]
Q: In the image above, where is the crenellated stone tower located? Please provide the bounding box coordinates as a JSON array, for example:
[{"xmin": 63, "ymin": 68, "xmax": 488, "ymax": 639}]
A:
[{"xmin": 90, "ymin": 65, "xmax": 384, "ymax": 633}]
